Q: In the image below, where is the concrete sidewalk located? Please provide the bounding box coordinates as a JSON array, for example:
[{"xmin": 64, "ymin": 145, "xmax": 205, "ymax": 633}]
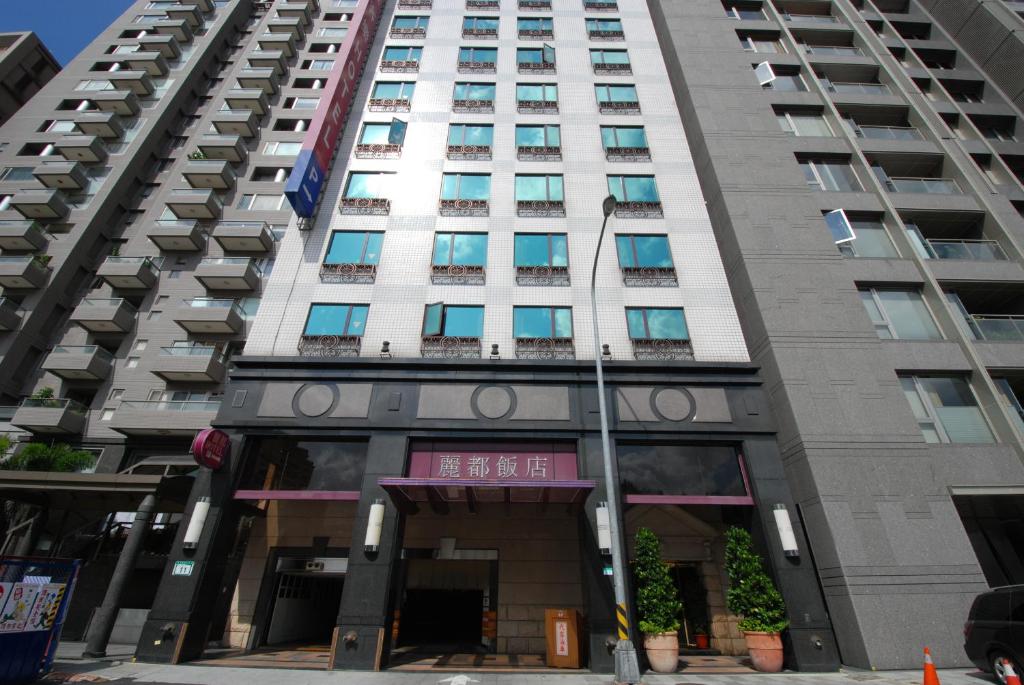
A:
[{"xmin": 48, "ymin": 643, "xmax": 995, "ymax": 685}]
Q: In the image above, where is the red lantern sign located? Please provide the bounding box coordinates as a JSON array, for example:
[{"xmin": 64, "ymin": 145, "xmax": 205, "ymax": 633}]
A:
[{"xmin": 191, "ymin": 428, "xmax": 230, "ymax": 471}]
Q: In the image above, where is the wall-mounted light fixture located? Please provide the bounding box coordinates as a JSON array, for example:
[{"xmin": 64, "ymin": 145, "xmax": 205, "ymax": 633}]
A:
[
  {"xmin": 596, "ymin": 501, "xmax": 612, "ymax": 555},
  {"xmin": 773, "ymin": 503, "xmax": 799, "ymax": 557},
  {"xmin": 364, "ymin": 498, "xmax": 385, "ymax": 553},
  {"xmin": 182, "ymin": 496, "xmax": 211, "ymax": 550}
]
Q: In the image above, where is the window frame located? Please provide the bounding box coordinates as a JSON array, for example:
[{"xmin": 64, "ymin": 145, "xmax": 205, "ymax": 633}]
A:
[
  {"xmin": 432, "ymin": 232, "xmax": 488, "ymax": 266},
  {"xmin": 302, "ymin": 303, "xmax": 369, "ymax": 337},
  {"xmin": 422, "ymin": 303, "xmax": 485, "ymax": 338},
  {"xmin": 440, "ymin": 172, "xmax": 491, "ymax": 201},
  {"xmin": 513, "ymin": 306, "xmax": 573, "ymax": 339},
  {"xmin": 513, "ymin": 233, "xmax": 568, "ymax": 268},
  {"xmin": 625, "ymin": 307, "xmax": 689, "ymax": 341},
  {"xmin": 324, "ymin": 231, "xmax": 384, "ymax": 265}
]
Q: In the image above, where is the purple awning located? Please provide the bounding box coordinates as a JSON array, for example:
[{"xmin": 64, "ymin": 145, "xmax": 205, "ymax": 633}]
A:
[{"xmin": 378, "ymin": 477, "xmax": 595, "ymax": 515}]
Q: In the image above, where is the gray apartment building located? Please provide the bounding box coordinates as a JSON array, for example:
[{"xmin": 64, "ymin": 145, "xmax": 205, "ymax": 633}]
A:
[
  {"xmin": 0, "ymin": 0, "xmax": 1020, "ymax": 675},
  {"xmin": 0, "ymin": 32, "xmax": 60, "ymax": 128}
]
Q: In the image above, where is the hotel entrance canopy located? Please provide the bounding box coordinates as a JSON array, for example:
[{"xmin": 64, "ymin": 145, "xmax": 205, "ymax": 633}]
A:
[{"xmin": 379, "ymin": 477, "xmax": 595, "ymax": 514}]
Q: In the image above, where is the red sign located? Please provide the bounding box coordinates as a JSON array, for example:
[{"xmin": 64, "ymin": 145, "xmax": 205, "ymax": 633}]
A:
[
  {"xmin": 191, "ymin": 428, "xmax": 230, "ymax": 470},
  {"xmin": 408, "ymin": 443, "xmax": 578, "ymax": 482}
]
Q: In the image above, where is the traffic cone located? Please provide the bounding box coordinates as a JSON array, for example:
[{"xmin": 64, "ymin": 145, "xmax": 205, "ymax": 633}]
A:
[
  {"xmin": 1003, "ymin": 658, "xmax": 1021, "ymax": 685},
  {"xmin": 923, "ymin": 647, "xmax": 941, "ymax": 685}
]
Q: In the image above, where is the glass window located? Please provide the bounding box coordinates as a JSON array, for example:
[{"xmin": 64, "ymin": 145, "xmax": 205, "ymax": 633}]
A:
[
  {"xmin": 423, "ymin": 304, "xmax": 484, "ymax": 337},
  {"xmin": 383, "ymin": 46, "xmax": 422, "ymax": 62},
  {"xmin": 237, "ymin": 194, "xmax": 286, "ymax": 210},
  {"xmin": 586, "ymin": 18, "xmax": 623, "ymax": 31},
  {"xmin": 739, "ymin": 35, "xmax": 783, "ymax": 52},
  {"xmin": 344, "ymin": 172, "xmax": 391, "ymax": 198},
  {"xmin": 248, "ymin": 439, "xmax": 367, "ymax": 492},
  {"xmin": 318, "ymin": 27, "xmax": 348, "ymax": 37},
  {"xmin": 304, "ymin": 303, "xmax": 369, "ymax": 336},
  {"xmin": 325, "ymin": 231, "xmax": 383, "ymax": 264},
  {"xmin": 601, "ymin": 125, "xmax": 647, "ymax": 149},
  {"xmin": 514, "ymin": 306, "xmax": 573, "ymax": 338},
  {"xmin": 900, "ymin": 376, "xmax": 994, "ymax": 444},
  {"xmin": 289, "ymin": 97, "xmax": 320, "ymax": 109},
  {"xmin": 859, "ymin": 288, "xmax": 941, "ymax": 340},
  {"xmin": 309, "ymin": 59, "xmax": 336, "ymax": 70},
  {"xmin": 777, "ymin": 112, "xmax": 832, "ymax": 136},
  {"xmin": 514, "ymin": 233, "xmax": 568, "ymax": 267},
  {"xmin": 440, "ymin": 173, "xmax": 491, "ymax": 200},
  {"xmin": 590, "ymin": 49, "xmax": 630, "ymax": 65},
  {"xmin": 393, "ymin": 15, "xmax": 429, "ymax": 28},
  {"xmin": 372, "ymin": 81, "xmax": 415, "ymax": 100},
  {"xmin": 448, "ymin": 123, "xmax": 494, "ymax": 146},
  {"xmin": 518, "ymin": 17, "xmax": 553, "ymax": 31},
  {"xmin": 515, "ymin": 174, "xmax": 564, "ymax": 201},
  {"xmin": 825, "ymin": 212, "xmax": 898, "ymax": 258},
  {"xmin": 618, "ymin": 444, "xmax": 747, "ymax": 497},
  {"xmin": 459, "ymin": 47, "xmax": 497, "ymax": 63},
  {"xmin": 595, "ymin": 84, "xmax": 638, "ymax": 103},
  {"xmin": 608, "ymin": 175, "xmax": 660, "ymax": 203},
  {"xmin": 432, "ymin": 233, "xmax": 488, "ymax": 266},
  {"xmin": 517, "ymin": 47, "xmax": 553, "ymax": 64},
  {"xmin": 359, "ymin": 123, "xmax": 394, "ymax": 144},
  {"xmin": 455, "ymin": 82, "xmax": 496, "ymax": 101},
  {"xmin": 800, "ymin": 159, "xmax": 862, "ymax": 191},
  {"xmin": 463, "ymin": 16, "xmax": 499, "ymax": 30},
  {"xmin": 517, "ymin": 83, "xmax": 557, "ymax": 102},
  {"xmin": 0, "ymin": 167, "xmax": 36, "ymax": 182},
  {"xmin": 615, "ymin": 235, "xmax": 673, "ymax": 268},
  {"xmin": 45, "ymin": 120, "xmax": 78, "ymax": 133},
  {"xmin": 515, "ymin": 124, "xmax": 560, "ymax": 147},
  {"xmin": 626, "ymin": 308, "xmax": 688, "ymax": 340},
  {"xmin": 263, "ymin": 141, "xmax": 303, "ymax": 156}
]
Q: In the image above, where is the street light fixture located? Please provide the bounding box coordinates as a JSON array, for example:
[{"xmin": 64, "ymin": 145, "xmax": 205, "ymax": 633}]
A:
[{"xmin": 590, "ymin": 194, "xmax": 641, "ymax": 684}]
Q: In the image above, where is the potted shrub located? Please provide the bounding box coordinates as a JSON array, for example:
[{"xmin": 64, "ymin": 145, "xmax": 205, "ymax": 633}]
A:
[
  {"xmin": 724, "ymin": 527, "xmax": 788, "ymax": 672},
  {"xmin": 633, "ymin": 527, "xmax": 682, "ymax": 673},
  {"xmin": 692, "ymin": 621, "xmax": 710, "ymax": 650}
]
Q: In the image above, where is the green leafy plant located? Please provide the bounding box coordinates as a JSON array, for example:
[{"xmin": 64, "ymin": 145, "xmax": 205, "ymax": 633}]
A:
[
  {"xmin": 187, "ymin": 149, "xmax": 208, "ymax": 160},
  {"xmin": 32, "ymin": 387, "xmax": 55, "ymax": 399},
  {"xmin": 724, "ymin": 527, "xmax": 788, "ymax": 633},
  {"xmin": 633, "ymin": 527, "xmax": 682, "ymax": 634},
  {"xmin": 0, "ymin": 442, "xmax": 95, "ymax": 473}
]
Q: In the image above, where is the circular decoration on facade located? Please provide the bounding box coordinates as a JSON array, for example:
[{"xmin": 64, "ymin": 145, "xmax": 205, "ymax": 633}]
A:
[
  {"xmin": 651, "ymin": 387, "xmax": 694, "ymax": 423},
  {"xmin": 449, "ymin": 264, "xmax": 468, "ymax": 277},
  {"xmin": 191, "ymin": 428, "xmax": 230, "ymax": 470},
  {"xmin": 296, "ymin": 383, "xmax": 337, "ymax": 418},
  {"xmin": 472, "ymin": 385, "xmax": 516, "ymax": 420}
]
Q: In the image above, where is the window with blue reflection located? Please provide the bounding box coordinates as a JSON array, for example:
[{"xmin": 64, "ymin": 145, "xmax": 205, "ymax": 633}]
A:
[
  {"xmin": 586, "ymin": 18, "xmax": 623, "ymax": 31},
  {"xmin": 325, "ymin": 232, "xmax": 383, "ymax": 265},
  {"xmin": 514, "ymin": 306, "xmax": 573, "ymax": 339},
  {"xmin": 463, "ymin": 16, "xmax": 499, "ymax": 30},
  {"xmin": 515, "ymin": 124, "xmax": 560, "ymax": 148},
  {"xmin": 454, "ymin": 82, "xmax": 496, "ymax": 101},
  {"xmin": 626, "ymin": 308, "xmax": 688, "ymax": 340},
  {"xmin": 441, "ymin": 173, "xmax": 491, "ymax": 200},
  {"xmin": 608, "ymin": 175, "xmax": 659, "ymax": 202},
  {"xmin": 517, "ymin": 48, "xmax": 546, "ymax": 63},
  {"xmin": 371, "ymin": 81, "xmax": 415, "ymax": 99},
  {"xmin": 304, "ymin": 304, "xmax": 369, "ymax": 336},
  {"xmin": 432, "ymin": 233, "xmax": 488, "ymax": 266},
  {"xmin": 517, "ymin": 83, "xmax": 558, "ymax": 102},
  {"xmin": 448, "ymin": 124, "xmax": 494, "ymax": 146},
  {"xmin": 515, "ymin": 233, "xmax": 568, "ymax": 268},
  {"xmin": 359, "ymin": 123, "xmax": 393, "ymax": 144},
  {"xmin": 423, "ymin": 304, "xmax": 485, "ymax": 337},
  {"xmin": 518, "ymin": 17, "xmax": 553, "ymax": 31},
  {"xmin": 459, "ymin": 47, "xmax": 497, "ymax": 63},
  {"xmin": 595, "ymin": 84, "xmax": 638, "ymax": 103},
  {"xmin": 344, "ymin": 172, "xmax": 390, "ymax": 198},
  {"xmin": 515, "ymin": 175, "xmax": 564, "ymax": 201},
  {"xmin": 601, "ymin": 126, "xmax": 647, "ymax": 149},
  {"xmin": 590, "ymin": 49, "xmax": 630, "ymax": 64},
  {"xmin": 393, "ymin": 15, "xmax": 429, "ymax": 28},
  {"xmin": 383, "ymin": 46, "xmax": 422, "ymax": 62},
  {"xmin": 615, "ymin": 235, "xmax": 673, "ymax": 268}
]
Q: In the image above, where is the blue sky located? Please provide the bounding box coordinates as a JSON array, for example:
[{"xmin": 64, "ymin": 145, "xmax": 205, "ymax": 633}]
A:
[{"xmin": 0, "ymin": 0, "xmax": 136, "ymax": 65}]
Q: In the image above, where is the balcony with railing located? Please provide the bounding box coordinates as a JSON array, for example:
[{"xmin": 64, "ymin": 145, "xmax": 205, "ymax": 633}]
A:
[
  {"xmin": 422, "ymin": 336, "xmax": 482, "ymax": 358},
  {"xmin": 211, "ymin": 221, "xmax": 274, "ymax": 253},
  {"xmin": 94, "ymin": 256, "xmax": 160, "ymax": 292},
  {"xmin": 885, "ymin": 176, "xmax": 961, "ymax": 194},
  {"xmin": 466, "ymin": 0, "xmax": 500, "ymax": 8},
  {"xmin": 340, "ymin": 196, "xmax": 391, "ymax": 215},
  {"xmin": 152, "ymin": 345, "xmax": 225, "ymax": 382},
  {"xmin": 70, "ymin": 297, "xmax": 138, "ymax": 334},
  {"xmin": 447, "ymin": 143, "xmax": 492, "ymax": 160},
  {"xmin": 584, "ymin": 0, "xmax": 618, "ymax": 10},
  {"xmin": 0, "ymin": 219, "xmax": 47, "ymax": 252},
  {"xmin": 149, "ymin": 219, "xmax": 205, "ymax": 252},
  {"xmin": 782, "ymin": 13, "xmax": 841, "ymax": 24},
  {"xmin": 320, "ymin": 261, "xmax": 377, "ymax": 283},
  {"xmin": 458, "ymin": 59, "xmax": 497, "ymax": 73},
  {"xmin": 519, "ymin": 0, "xmax": 551, "ymax": 9},
  {"xmin": 855, "ymin": 125, "xmax": 923, "ymax": 141},
  {"xmin": 12, "ymin": 397, "xmax": 88, "ymax": 435},
  {"xmin": 631, "ymin": 338, "xmax": 694, "ymax": 361},
  {"xmin": 517, "ymin": 145, "xmax": 561, "ymax": 161},
  {"xmin": 515, "ymin": 265, "xmax": 569, "ymax": 286},
  {"xmin": 516, "ymin": 199, "xmax": 566, "ymax": 217},
  {"xmin": 380, "ymin": 58, "xmax": 419, "ymax": 73},
  {"xmin": 173, "ymin": 297, "xmax": 244, "ymax": 334},
  {"xmin": 431, "ymin": 264, "xmax": 486, "ymax": 285},
  {"xmin": 827, "ymin": 81, "xmax": 891, "ymax": 95},
  {"xmin": 194, "ymin": 257, "xmax": 260, "ymax": 292},
  {"xmin": 368, "ymin": 96, "xmax": 412, "ymax": 112},
  {"xmin": 515, "ymin": 337, "xmax": 575, "ymax": 359},
  {"xmin": 605, "ymin": 146, "xmax": 650, "ymax": 162},
  {"xmin": 439, "ymin": 199, "xmax": 489, "ymax": 217},
  {"xmin": 41, "ymin": 345, "xmax": 114, "ymax": 382},
  {"xmin": 621, "ymin": 266, "xmax": 678, "ymax": 287},
  {"xmin": 111, "ymin": 399, "xmax": 222, "ymax": 436},
  {"xmin": 948, "ymin": 286, "xmax": 1024, "ymax": 366},
  {"xmin": 354, "ymin": 141, "xmax": 402, "ymax": 159},
  {"xmin": 0, "ymin": 256, "xmax": 52, "ymax": 289}
]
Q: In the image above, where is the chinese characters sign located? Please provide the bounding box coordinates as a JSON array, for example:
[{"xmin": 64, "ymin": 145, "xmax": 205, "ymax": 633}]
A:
[
  {"xmin": 409, "ymin": 444, "xmax": 578, "ymax": 482},
  {"xmin": 0, "ymin": 582, "xmax": 65, "ymax": 633}
]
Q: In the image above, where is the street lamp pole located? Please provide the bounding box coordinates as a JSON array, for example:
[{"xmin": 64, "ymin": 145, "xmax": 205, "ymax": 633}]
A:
[{"xmin": 591, "ymin": 195, "xmax": 641, "ymax": 684}]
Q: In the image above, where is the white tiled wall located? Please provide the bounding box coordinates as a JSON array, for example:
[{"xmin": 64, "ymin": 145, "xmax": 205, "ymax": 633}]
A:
[{"xmin": 247, "ymin": 0, "xmax": 750, "ymax": 362}]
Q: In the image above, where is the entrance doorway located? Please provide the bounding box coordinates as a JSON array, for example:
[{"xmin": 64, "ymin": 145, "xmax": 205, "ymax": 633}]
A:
[
  {"xmin": 261, "ymin": 557, "xmax": 347, "ymax": 648},
  {"xmin": 396, "ymin": 558, "xmax": 493, "ymax": 652},
  {"xmin": 670, "ymin": 563, "xmax": 710, "ymax": 648}
]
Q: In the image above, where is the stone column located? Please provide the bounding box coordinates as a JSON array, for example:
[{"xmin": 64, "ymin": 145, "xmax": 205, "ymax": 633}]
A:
[{"xmin": 83, "ymin": 493, "xmax": 157, "ymax": 657}]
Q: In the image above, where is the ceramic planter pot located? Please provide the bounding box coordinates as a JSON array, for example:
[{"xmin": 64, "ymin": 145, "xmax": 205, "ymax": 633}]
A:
[
  {"xmin": 743, "ymin": 631, "xmax": 784, "ymax": 672},
  {"xmin": 643, "ymin": 631, "xmax": 679, "ymax": 673},
  {"xmin": 694, "ymin": 633, "xmax": 710, "ymax": 649}
]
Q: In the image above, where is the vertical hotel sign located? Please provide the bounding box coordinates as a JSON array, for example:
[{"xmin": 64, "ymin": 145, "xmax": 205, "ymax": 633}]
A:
[{"xmin": 285, "ymin": 0, "xmax": 385, "ymax": 218}]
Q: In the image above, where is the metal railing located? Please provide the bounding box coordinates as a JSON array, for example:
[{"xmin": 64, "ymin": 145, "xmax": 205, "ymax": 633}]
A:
[
  {"xmin": 969, "ymin": 315, "xmax": 1024, "ymax": 342},
  {"xmin": 50, "ymin": 345, "xmax": 114, "ymax": 360},
  {"xmin": 828, "ymin": 81, "xmax": 891, "ymax": 94},
  {"xmin": 884, "ymin": 177, "xmax": 961, "ymax": 194},
  {"xmin": 784, "ymin": 13, "xmax": 840, "ymax": 23},
  {"xmin": 105, "ymin": 256, "xmax": 161, "ymax": 274},
  {"xmin": 925, "ymin": 239, "xmax": 1007, "ymax": 261},
  {"xmin": 19, "ymin": 397, "xmax": 88, "ymax": 413},
  {"xmin": 78, "ymin": 297, "xmax": 136, "ymax": 311},
  {"xmin": 159, "ymin": 345, "xmax": 219, "ymax": 357},
  {"xmin": 855, "ymin": 125, "xmax": 922, "ymax": 140},
  {"xmin": 804, "ymin": 45, "xmax": 862, "ymax": 55}
]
